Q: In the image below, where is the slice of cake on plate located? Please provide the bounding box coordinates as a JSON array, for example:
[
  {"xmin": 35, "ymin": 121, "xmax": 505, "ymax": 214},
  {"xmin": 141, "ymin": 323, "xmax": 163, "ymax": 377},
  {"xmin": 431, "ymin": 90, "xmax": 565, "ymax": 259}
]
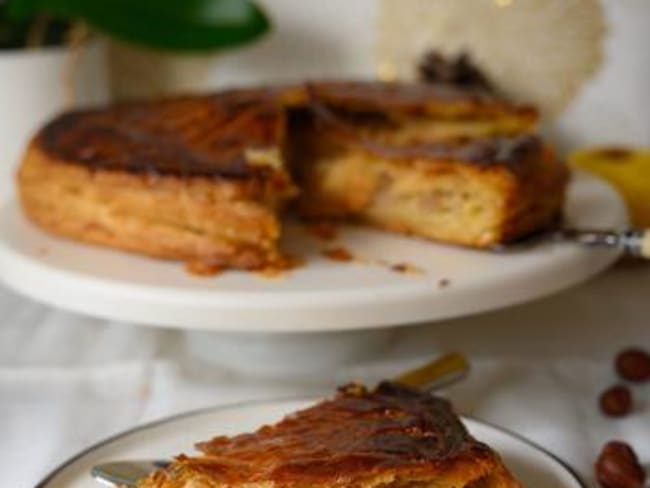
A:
[{"xmin": 137, "ymin": 382, "xmax": 522, "ymax": 488}]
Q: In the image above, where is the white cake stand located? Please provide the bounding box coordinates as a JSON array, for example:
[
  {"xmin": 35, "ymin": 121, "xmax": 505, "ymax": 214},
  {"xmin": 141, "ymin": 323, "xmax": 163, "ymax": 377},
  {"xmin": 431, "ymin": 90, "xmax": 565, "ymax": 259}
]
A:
[{"xmin": 0, "ymin": 172, "xmax": 627, "ymax": 375}]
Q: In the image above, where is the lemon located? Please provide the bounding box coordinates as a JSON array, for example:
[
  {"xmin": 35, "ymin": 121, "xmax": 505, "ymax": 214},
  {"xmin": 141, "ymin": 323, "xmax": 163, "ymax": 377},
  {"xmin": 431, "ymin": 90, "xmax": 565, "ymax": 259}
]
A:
[{"xmin": 569, "ymin": 148, "xmax": 650, "ymax": 227}]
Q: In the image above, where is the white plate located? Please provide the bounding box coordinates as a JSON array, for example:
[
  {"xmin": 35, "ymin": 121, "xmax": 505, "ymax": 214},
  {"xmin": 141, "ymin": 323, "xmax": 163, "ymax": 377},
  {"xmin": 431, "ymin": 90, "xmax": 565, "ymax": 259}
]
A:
[
  {"xmin": 35, "ymin": 398, "xmax": 585, "ymax": 488},
  {"xmin": 0, "ymin": 172, "xmax": 626, "ymax": 332}
]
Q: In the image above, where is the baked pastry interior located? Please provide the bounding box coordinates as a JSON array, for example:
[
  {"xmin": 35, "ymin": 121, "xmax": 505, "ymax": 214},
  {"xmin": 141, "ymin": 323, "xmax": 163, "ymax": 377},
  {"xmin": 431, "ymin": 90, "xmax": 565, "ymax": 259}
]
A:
[
  {"xmin": 293, "ymin": 83, "xmax": 567, "ymax": 248},
  {"xmin": 137, "ymin": 382, "xmax": 522, "ymax": 488}
]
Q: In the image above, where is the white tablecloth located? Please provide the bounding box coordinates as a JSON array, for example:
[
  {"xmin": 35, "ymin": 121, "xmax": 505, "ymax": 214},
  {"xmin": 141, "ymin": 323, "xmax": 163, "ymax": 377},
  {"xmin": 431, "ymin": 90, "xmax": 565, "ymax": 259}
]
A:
[{"xmin": 1, "ymin": 263, "xmax": 649, "ymax": 488}]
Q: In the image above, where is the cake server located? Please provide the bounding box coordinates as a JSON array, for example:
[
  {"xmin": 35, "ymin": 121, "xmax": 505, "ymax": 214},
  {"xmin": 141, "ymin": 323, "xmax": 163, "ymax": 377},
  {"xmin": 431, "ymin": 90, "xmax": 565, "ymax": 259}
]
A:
[{"xmin": 497, "ymin": 228, "xmax": 650, "ymax": 258}]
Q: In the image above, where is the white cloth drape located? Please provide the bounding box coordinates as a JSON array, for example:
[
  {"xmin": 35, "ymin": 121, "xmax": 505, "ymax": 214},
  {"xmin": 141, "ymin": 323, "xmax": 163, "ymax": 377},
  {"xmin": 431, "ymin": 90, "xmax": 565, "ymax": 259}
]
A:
[{"xmin": 1, "ymin": 264, "xmax": 648, "ymax": 488}]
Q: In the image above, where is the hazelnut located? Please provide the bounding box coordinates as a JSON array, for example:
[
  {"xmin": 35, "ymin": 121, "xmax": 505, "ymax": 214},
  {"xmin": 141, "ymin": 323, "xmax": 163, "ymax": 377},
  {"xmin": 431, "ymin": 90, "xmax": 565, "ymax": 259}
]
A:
[
  {"xmin": 595, "ymin": 441, "xmax": 646, "ymax": 488},
  {"xmin": 599, "ymin": 385, "xmax": 633, "ymax": 417},
  {"xmin": 615, "ymin": 348, "xmax": 650, "ymax": 382}
]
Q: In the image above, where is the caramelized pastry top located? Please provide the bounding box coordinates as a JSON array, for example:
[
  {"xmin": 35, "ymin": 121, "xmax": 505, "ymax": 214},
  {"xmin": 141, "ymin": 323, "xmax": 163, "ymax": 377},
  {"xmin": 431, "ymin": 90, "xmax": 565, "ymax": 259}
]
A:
[
  {"xmin": 37, "ymin": 90, "xmax": 286, "ymax": 179},
  {"xmin": 35, "ymin": 81, "xmax": 537, "ymax": 181},
  {"xmin": 307, "ymin": 81, "xmax": 536, "ymax": 119},
  {"xmin": 308, "ymin": 102, "xmax": 542, "ymax": 168},
  {"xmin": 185, "ymin": 382, "xmax": 495, "ymax": 485},
  {"xmin": 359, "ymin": 134, "xmax": 543, "ymax": 166}
]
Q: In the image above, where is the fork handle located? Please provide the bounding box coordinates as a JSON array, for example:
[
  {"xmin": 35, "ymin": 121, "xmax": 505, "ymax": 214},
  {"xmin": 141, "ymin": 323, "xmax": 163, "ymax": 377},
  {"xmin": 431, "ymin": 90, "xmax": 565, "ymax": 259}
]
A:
[{"xmin": 559, "ymin": 229, "xmax": 650, "ymax": 258}]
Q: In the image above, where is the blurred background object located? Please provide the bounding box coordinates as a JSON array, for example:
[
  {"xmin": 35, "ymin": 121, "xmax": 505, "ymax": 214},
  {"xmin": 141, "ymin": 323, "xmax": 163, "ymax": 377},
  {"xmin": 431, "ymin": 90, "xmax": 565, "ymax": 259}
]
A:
[
  {"xmin": 0, "ymin": 2, "xmax": 69, "ymax": 49},
  {"xmin": 378, "ymin": 0, "xmax": 607, "ymax": 117},
  {"xmin": 0, "ymin": 2, "xmax": 106, "ymax": 198},
  {"xmin": 107, "ymin": 41, "xmax": 219, "ymax": 101},
  {"xmin": 0, "ymin": 0, "xmax": 270, "ymax": 195},
  {"xmin": 570, "ymin": 148, "xmax": 650, "ymax": 227}
]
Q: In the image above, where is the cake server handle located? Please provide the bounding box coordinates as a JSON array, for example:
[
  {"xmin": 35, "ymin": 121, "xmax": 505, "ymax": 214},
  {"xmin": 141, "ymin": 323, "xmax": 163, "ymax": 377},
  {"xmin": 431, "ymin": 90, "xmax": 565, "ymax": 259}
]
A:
[
  {"xmin": 91, "ymin": 353, "xmax": 470, "ymax": 487},
  {"xmin": 394, "ymin": 352, "xmax": 470, "ymax": 391},
  {"xmin": 553, "ymin": 228, "xmax": 650, "ymax": 258}
]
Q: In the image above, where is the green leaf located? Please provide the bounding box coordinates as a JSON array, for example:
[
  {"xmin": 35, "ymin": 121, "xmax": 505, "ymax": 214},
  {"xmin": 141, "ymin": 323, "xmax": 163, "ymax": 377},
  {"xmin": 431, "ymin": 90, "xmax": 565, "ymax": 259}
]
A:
[
  {"xmin": 6, "ymin": 0, "xmax": 270, "ymax": 51},
  {"xmin": 5, "ymin": 0, "xmax": 41, "ymax": 20},
  {"xmin": 0, "ymin": 4, "xmax": 71, "ymax": 49}
]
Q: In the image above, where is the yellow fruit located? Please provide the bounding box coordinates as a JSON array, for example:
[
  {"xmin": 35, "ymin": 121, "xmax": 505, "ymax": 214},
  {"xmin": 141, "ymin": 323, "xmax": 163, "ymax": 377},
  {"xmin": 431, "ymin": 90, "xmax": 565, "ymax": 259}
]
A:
[{"xmin": 569, "ymin": 148, "xmax": 650, "ymax": 227}]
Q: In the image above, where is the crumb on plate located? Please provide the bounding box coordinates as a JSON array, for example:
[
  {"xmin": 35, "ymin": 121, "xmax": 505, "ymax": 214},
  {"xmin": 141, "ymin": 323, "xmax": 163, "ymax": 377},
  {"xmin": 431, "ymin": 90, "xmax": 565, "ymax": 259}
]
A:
[
  {"xmin": 390, "ymin": 262, "xmax": 424, "ymax": 275},
  {"xmin": 322, "ymin": 246, "xmax": 354, "ymax": 262},
  {"xmin": 304, "ymin": 221, "xmax": 339, "ymax": 241}
]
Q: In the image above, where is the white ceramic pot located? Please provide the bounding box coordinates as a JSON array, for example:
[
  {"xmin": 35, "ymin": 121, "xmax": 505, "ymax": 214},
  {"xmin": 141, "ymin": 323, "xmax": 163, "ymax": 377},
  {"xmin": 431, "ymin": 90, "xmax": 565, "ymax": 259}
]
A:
[
  {"xmin": 108, "ymin": 40, "xmax": 217, "ymax": 101},
  {"xmin": 0, "ymin": 42, "xmax": 108, "ymax": 198},
  {"xmin": 185, "ymin": 329, "xmax": 396, "ymax": 379}
]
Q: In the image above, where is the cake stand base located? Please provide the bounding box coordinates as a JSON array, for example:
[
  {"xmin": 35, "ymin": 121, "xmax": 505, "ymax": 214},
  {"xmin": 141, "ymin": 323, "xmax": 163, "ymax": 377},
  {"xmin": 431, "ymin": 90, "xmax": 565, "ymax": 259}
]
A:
[{"xmin": 185, "ymin": 328, "xmax": 396, "ymax": 378}]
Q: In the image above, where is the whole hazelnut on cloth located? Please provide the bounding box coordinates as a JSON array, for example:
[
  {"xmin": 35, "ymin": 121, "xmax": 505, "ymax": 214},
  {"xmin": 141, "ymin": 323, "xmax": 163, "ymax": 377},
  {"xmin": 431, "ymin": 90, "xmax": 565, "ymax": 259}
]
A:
[
  {"xmin": 598, "ymin": 385, "xmax": 633, "ymax": 417},
  {"xmin": 615, "ymin": 348, "xmax": 650, "ymax": 382},
  {"xmin": 595, "ymin": 441, "xmax": 646, "ymax": 488}
]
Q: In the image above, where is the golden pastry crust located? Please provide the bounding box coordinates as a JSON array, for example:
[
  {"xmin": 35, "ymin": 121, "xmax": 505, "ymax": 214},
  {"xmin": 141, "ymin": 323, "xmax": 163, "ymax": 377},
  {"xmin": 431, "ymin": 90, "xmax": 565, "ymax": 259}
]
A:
[
  {"xmin": 18, "ymin": 144, "xmax": 291, "ymax": 269},
  {"xmin": 17, "ymin": 81, "xmax": 566, "ymax": 267},
  {"xmin": 18, "ymin": 92, "xmax": 297, "ymax": 270},
  {"xmin": 136, "ymin": 382, "xmax": 522, "ymax": 488}
]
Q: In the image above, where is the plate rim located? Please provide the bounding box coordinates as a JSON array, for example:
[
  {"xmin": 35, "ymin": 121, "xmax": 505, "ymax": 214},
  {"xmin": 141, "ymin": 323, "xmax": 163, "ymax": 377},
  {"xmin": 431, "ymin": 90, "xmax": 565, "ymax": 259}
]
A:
[{"xmin": 35, "ymin": 396, "xmax": 587, "ymax": 488}]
